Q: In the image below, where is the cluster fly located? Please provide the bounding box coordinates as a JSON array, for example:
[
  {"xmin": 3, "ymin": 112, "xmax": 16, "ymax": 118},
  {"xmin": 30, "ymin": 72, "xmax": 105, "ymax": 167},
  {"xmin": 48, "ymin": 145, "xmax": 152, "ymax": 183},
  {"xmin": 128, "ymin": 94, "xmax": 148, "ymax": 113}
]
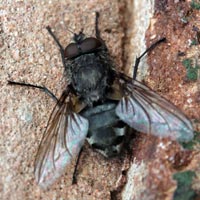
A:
[{"xmin": 8, "ymin": 12, "xmax": 194, "ymax": 189}]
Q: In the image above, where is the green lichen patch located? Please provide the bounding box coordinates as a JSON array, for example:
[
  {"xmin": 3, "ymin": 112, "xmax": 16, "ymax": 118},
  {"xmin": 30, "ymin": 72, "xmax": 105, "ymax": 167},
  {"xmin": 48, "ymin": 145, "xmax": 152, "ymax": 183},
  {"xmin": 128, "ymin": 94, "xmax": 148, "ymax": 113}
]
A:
[
  {"xmin": 190, "ymin": 39, "xmax": 198, "ymax": 46},
  {"xmin": 191, "ymin": 0, "xmax": 200, "ymax": 10},
  {"xmin": 173, "ymin": 171, "xmax": 197, "ymax": 200},
  {"xmin": 182, "ymin": 59, "xmax": 200, "ymax": 81}
]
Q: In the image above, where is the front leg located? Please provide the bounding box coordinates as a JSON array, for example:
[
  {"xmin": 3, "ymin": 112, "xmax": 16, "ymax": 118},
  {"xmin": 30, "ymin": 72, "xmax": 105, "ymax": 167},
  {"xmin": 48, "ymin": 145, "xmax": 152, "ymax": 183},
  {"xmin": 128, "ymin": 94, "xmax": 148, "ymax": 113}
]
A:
[
  {"xmin": 132, "ymin": 38, "xmax": 166, "ymax": 80},
  {"xmin": 8, "ymin": 81, "xmax": 58, "ymax": 102},
  {"xmin": 46, "ymin": 26, "xmax": 66, "ymax": 69},
  {"xmin": 95, "ymin": 12, "xmax": 101, "ymax": 39}
]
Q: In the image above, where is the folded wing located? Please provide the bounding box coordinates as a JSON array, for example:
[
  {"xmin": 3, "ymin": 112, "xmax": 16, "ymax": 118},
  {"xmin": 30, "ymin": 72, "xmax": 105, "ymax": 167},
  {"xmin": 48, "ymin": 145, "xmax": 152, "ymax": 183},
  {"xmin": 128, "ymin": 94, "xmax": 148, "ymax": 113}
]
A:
[
  {"xmin": 34, "ymin": 91, "xmax": 88, "ymax": 189},
  {"xmin": 116, "ymin": 80, "xmax": 193, "ymax": 142}
]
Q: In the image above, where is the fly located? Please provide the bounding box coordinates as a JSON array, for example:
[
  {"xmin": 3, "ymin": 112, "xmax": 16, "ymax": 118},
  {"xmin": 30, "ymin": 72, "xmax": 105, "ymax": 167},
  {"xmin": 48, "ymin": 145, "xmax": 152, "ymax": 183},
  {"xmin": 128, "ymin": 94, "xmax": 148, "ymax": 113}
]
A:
[{"xmin": 8, "ymin": 12, "xmax": 194, "ymax": 189}]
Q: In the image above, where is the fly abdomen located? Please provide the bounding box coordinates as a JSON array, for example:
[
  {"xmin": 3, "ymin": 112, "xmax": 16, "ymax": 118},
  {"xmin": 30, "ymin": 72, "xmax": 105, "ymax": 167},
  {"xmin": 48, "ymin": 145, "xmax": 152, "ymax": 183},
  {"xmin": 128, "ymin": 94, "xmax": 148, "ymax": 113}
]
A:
[{"xmin": 80, "ymin": 101, "xmax": 127, "ymax": 157}]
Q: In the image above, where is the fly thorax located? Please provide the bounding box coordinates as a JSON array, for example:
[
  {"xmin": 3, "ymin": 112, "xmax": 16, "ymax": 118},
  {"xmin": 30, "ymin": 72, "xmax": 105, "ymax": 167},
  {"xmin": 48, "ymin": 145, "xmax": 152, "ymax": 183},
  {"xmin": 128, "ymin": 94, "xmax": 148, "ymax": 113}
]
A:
[{"xmin": 72, "ymin": 63, "xmax": 108, "ymax": 104}]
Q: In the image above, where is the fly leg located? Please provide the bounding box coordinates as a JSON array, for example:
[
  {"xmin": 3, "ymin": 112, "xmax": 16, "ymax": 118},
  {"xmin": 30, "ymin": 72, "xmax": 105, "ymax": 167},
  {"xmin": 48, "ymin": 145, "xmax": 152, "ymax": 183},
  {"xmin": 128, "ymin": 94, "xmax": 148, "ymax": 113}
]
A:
[
  {"xmin": 8, "ymin": 81, "xmax": 58, "ymax": 102},
  {"xmin": 95, "ymin": 12, "xmax": 101, "ymax": 39},
  {"xmin": 95, "ymin": 11, "xmax": 107, "ymax": 46},
  {"xmin": 46, "ymin": 26, "xmax": 66, "ymax": 69},
  {"xmin": 133, "ymin": 38, "xmax": 166, "ymax": 80},
  {"xmin": 8, "ymin": 27, "xmax": 66, "ymax": 101},
  {"xmin": 72, "ymin": 148, "xmax": 83, "ymax": 184}
]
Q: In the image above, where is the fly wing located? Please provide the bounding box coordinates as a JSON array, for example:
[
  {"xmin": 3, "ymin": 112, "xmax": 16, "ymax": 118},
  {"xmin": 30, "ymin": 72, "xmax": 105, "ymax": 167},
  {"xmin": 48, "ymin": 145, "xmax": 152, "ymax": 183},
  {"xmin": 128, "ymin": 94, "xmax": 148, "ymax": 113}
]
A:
[
  {"xmin": 34, "ymin": 91, "xmax": 89, "ymax": 189},
  {"xmin": 116, "ymin": 79, "xmax": 193, "ymax": 142}
]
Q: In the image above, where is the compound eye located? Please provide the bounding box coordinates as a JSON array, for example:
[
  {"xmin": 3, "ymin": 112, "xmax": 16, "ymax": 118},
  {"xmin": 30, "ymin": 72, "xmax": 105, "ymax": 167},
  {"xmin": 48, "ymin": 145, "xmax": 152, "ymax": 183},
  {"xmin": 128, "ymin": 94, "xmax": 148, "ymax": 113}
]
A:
[
  {"xmin": 64, "ymin": 43, "xmax": 79, "ymax": 59},
  {"xmin": 80, "ymin": 37, "xmax": 102, "ymax": 53}
]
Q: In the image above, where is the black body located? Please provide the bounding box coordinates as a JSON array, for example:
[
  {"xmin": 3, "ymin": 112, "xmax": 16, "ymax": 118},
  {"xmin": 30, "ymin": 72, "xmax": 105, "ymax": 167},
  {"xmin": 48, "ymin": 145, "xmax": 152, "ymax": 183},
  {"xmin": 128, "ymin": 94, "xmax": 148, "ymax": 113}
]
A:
[{"xmin": 62, "ymin": 29, "xmax": 126, "ymax": 157}]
